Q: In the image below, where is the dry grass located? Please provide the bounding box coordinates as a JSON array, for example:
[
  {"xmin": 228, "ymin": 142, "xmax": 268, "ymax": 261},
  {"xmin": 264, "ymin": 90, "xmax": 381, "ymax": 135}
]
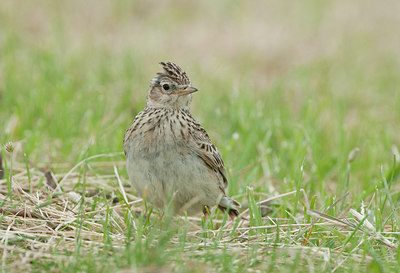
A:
[{"xmin": 1, "ymin": 150, "xmax": 398, "ymax": 272}]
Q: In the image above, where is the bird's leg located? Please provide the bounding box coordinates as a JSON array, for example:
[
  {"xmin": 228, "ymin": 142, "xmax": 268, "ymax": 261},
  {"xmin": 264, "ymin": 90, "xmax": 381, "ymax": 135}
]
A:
[
  {"xmin": 158, "ymin": 212, "xmax": 164, "ymax": 222},
  {"xmin": 203, "ymin": 206, "xmax": 210, "ymax": 222}
]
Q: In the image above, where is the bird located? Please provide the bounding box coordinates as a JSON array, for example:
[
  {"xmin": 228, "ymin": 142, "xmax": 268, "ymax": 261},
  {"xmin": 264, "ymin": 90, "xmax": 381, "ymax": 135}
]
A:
[{"xmin": 123, "ymin": 62, "xmax": 240, "ymax": 219}]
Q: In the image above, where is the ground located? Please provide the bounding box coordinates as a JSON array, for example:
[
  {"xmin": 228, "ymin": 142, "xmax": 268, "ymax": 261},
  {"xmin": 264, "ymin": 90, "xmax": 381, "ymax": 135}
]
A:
[{"xmin": 0, "ymin": 0, "xmax": 400, "ymax": 272}]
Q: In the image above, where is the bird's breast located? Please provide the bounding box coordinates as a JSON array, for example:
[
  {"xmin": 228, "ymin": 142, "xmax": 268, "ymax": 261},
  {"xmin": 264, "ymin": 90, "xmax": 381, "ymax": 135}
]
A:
[{"xmin": 125, "ymin": 109, "xmax": 193, "ymax": 156}]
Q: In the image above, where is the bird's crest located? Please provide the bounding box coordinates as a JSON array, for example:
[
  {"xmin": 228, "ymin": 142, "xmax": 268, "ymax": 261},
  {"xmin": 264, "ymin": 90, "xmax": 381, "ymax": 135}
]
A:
[{"xmin": 153, "ymin": 62, "xmax": 191, "ymax": 85}]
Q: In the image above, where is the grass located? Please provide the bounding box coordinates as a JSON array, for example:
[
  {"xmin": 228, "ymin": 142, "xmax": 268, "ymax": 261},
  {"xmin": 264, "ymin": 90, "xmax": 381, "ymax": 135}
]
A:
[{"xmin": 1, "ymin": 0, "xmax": 400, "ymax": 272}]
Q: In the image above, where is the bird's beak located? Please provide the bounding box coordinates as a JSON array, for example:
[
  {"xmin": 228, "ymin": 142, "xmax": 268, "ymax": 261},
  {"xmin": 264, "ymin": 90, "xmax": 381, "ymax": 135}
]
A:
[{"xmin": 173, "ymin": 86, "xmax": 198, "ymax": 96}]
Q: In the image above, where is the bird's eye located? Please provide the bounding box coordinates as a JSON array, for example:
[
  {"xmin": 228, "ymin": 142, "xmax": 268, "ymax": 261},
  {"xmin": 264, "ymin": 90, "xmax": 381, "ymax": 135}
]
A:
[{"xmin": 162, "ymin": 84, "xmax": 170, "ymax": 91}]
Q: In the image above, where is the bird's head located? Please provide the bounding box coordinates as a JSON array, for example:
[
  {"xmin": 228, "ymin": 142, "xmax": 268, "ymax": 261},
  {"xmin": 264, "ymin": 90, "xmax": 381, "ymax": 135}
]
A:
[{"xmin": 146, "ymin": 62, "xmax": 198, "ymax": 110}]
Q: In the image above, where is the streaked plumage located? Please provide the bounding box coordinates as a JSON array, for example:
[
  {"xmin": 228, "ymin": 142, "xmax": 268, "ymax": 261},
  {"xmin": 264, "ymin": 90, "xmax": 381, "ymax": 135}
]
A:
[{"xmin": 123, "ymin": 62, "xmax": 240, "ymax": 218}]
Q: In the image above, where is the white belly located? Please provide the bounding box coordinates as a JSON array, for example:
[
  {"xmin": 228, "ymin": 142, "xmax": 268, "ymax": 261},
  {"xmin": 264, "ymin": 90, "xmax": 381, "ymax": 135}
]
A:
[{"xmin": 126, "ymin": 143, "xmax": 222, "ymax": 215}]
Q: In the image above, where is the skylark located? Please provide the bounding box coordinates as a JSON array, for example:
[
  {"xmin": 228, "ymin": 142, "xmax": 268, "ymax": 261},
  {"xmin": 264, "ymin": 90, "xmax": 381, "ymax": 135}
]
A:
[{"xmin": 123, "ymin": 62, "xmax": 240, "ymax": 219}]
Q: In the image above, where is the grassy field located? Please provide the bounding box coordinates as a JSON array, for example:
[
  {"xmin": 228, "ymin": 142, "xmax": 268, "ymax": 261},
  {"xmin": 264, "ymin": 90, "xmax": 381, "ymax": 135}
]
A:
[{"xmin": 1, "ymin": 0, "xmax": 400, "ymax": 272}]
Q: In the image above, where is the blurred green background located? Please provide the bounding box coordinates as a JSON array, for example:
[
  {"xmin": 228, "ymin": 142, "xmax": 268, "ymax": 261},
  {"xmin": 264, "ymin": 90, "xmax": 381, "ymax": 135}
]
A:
[
  {"xmin": 1, "ymin": 1, "xmax": 400, "ymax": 271},
  {"xmin": 1, "ymin": 0, "xmax": 399, "ymax": 198}
]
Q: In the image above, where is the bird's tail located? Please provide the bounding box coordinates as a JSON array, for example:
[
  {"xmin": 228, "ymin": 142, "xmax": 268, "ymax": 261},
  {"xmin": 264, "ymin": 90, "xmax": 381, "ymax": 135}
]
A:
[{"xmin": 218, "ymin": 196, "xmax": 241, "ymax": 219}]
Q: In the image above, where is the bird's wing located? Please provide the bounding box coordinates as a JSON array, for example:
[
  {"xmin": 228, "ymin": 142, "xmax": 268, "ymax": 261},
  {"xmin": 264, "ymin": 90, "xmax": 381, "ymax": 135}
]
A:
[{"xmin": 188, "ymin": 115, "xmax": 228, "ymax": 190}]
